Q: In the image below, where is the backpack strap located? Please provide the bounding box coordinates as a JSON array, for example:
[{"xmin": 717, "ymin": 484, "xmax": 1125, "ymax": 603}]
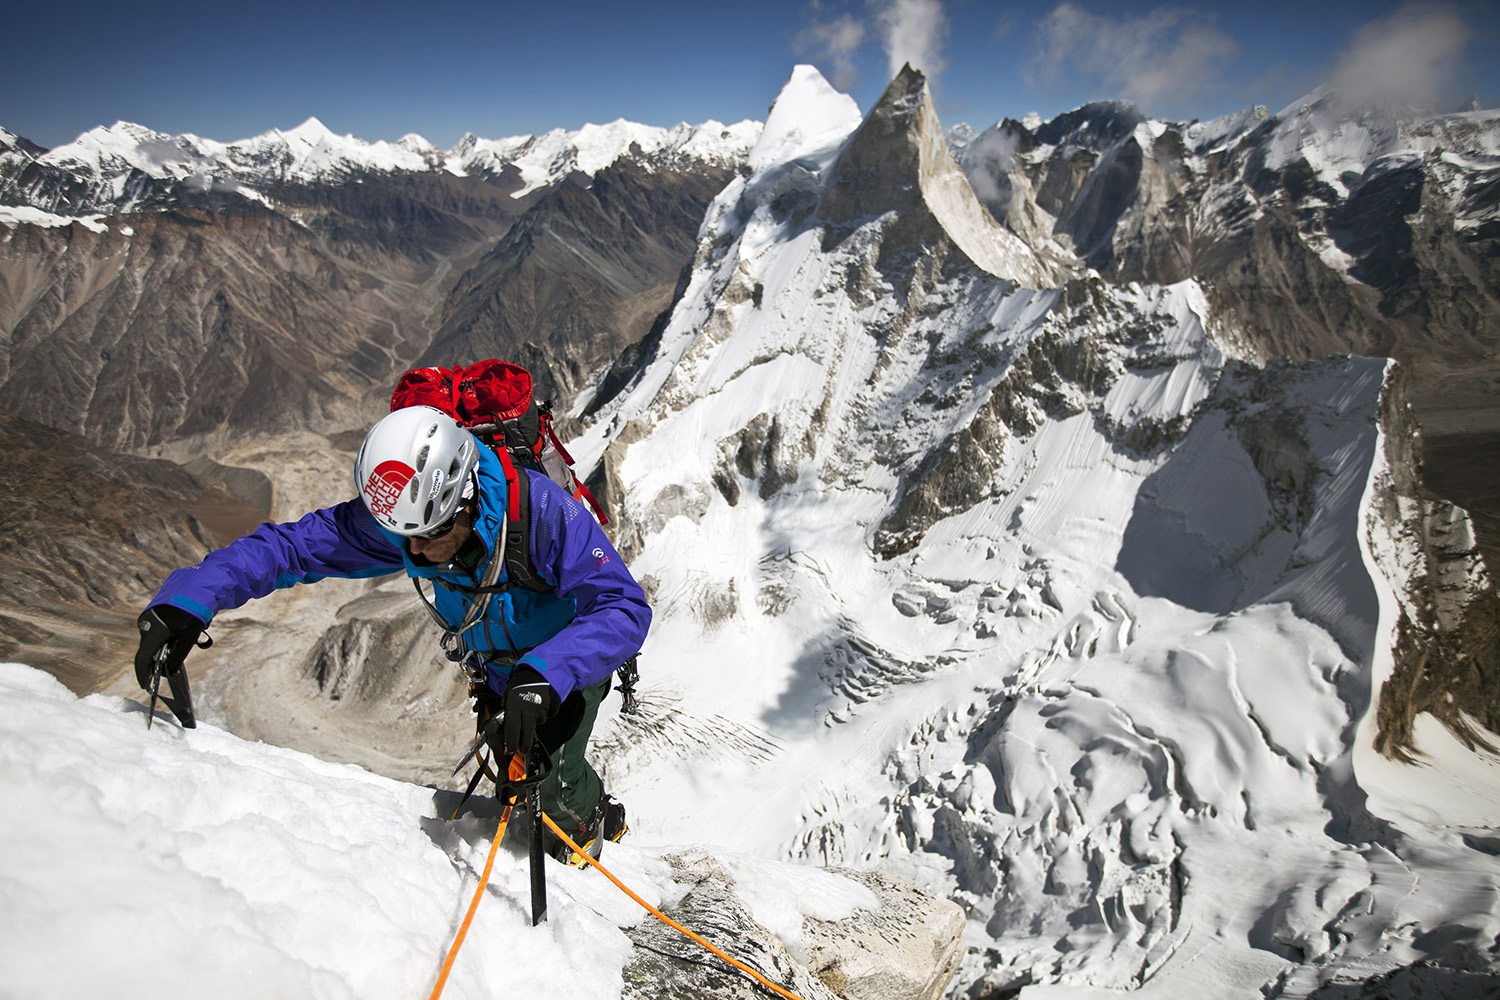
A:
[
  {"xmin": 492, "ymin": 444, "xmax": 552, "ymax": 594},
  {"xmin": 538, "ymin": 407, "xmax": 610, "ymax": 526}
]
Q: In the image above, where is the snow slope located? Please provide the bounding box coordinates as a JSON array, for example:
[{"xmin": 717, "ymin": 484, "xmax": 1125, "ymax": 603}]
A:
[{"xmin": 0, "ymin": 663, "xmax": 881, "ymax": 1000}]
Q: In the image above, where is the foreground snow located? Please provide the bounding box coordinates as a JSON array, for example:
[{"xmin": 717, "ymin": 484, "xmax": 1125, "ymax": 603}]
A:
[{"xmin": 0, "ymin": 664, "xmax": 876, "ymax": 1000}]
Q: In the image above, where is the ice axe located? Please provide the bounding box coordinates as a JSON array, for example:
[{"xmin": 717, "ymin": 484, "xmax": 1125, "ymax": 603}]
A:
[
  {"xmin": 492, "ymin": 739, "xmax": 553, "ymax": 926},
  {"xmin": 145, "ymin": 633, "xmax": 208, "ymax": 730}
]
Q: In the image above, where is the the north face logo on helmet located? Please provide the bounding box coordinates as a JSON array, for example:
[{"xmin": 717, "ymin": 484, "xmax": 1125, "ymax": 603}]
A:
[{"xmin": 365, "ymin": 460, "xmax": 415, "ymax": 518}]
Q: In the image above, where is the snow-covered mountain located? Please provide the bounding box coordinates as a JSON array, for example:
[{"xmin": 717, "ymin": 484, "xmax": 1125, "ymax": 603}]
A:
[
  {"xmin": 0, "ymin": 113, "xmax": 759, "ymax": 457},
  {"xmin": 0, "ymin": 114, "xmax": 760, "ymax": 219},
  {"xmin": 564, "ymin": 65, "xmax": 1500, "ymax": 995},
  {"xmin": 948, "ymin": 90, "xmax": 1500, "ymax": 447},
  {"xmin": 56, "ymin": 64, "xmax": 1496, "ymax": 998}
]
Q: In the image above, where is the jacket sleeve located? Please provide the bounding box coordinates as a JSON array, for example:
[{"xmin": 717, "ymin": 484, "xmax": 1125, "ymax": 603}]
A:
[
  {"xmin": 150, "ymin": 498, "xmax": 406, "ymax": 625},
  {"xmin": 516, "ymin": 473, "xmax": 652, "ymax": 700}
]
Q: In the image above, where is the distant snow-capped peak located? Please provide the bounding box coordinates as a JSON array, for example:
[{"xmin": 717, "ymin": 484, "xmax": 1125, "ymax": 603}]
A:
[
  {"xmin": 455, "ymin": 117, "xmax": 762, "ymax": 197},
  {"xmin": 6, "ymin": 114, "xmax": 763, "ymax": 216}
]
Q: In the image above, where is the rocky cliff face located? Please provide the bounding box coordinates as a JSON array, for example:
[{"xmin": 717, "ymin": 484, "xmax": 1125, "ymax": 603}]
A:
[
  {"xmin": 1364, "ymin": 365, "xmax": 1498, "ymax": 761},
  {"xmin": 0, "ymin": 200, "xmax": 471, "ymax": 455},
  {"xmin": 953, "ymin": 98, "xmax": 1500, "ymax": 427},
  {"xmin": 421, "ymin": 160, "xmax": 738, "ymax": 413},
  {"xmin": 953, "ymin": 97, "xmax": 1500, "ymax": 568}
]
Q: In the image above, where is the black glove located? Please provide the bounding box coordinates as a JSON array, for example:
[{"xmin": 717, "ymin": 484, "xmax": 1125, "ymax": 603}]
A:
[
  {"xmin": 134, "ymin": 605, "xmax": 207, "ymax": 689},
  {"xmin": 503, "ymin": 666, "xmax": 560, "ymax": 755}
]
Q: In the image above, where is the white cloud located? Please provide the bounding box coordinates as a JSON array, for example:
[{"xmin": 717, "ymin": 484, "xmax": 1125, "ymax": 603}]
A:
[
  {"xmin": 872, "ymin": 0, "xmax": 949, "ymax": 83},
  {"xmin": 796, "ymin": 0, "xmax": 951, "ymax": 94},
  {"xmin": 795, "ymin": 13, "xmax": 869, "ymax": 94},
  {"xmin": 960, "ymin": 128, "xmax": 1021, "ymax": 212},
  {"xmin": 1325, "ymin": 3, "xmax": 1470, "ymax": 111},
  {"xmin": 1032, "ymin": 3, "xmax": 1237, "ymax": 115}
]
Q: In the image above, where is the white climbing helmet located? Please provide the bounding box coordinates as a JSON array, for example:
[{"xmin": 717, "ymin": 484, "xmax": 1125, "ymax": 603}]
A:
[{"xmin": 355, "ymin": 406, "xmax": 479, "ymax": 536}]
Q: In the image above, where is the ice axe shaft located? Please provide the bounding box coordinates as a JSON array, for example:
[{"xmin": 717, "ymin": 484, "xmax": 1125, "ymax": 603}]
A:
[
  {"xmin": 526, "ymin": 743, "xmax": 547, "ymax": 925},
  {"xmin": 147, "ymin": 637, "xmax": 198, "ymax": 730}
]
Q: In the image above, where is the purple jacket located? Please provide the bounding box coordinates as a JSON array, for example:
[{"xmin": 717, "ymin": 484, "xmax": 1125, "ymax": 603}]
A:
[{"xmin": 151, "ymin": 445, "xmax": 650, "ymax": 700}]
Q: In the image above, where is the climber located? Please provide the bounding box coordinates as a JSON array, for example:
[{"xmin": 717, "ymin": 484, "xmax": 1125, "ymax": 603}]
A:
[{"xmin": 133, "ymin": 404, "xmax": 650, "ymax": 863}]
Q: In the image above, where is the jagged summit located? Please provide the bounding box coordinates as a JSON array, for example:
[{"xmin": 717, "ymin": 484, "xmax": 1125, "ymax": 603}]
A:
[{"xmin": 818, "ymin": 64, "xmax": 1075, "ymax": 287}]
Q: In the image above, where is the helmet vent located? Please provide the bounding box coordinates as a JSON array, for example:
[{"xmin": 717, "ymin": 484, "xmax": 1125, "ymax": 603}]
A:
[
  {"xmin": 415, "ymin": 445, "xmax": 430, "ymax": 472},
  {"xmin": 407, "ymin": 477, "xmax": 419, "ymax": 502}
]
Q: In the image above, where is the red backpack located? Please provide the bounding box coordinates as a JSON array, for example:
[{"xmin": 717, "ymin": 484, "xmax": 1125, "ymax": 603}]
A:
[{"xmin": 390, "ymin": 359, "xmax": 608, "ymax": 526}]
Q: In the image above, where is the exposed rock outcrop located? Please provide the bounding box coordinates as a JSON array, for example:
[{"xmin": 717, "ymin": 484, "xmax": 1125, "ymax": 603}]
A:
[
  {"xmin": 0, "ymin": 201, "xmax": 467, "ymax": 455},
  {"xmin": 1365, "ymin": 366, "xmax": 1498, "ymax": 760},
  {"xmin": 622, "ymin": 852, "xmax": 963, "ymax": 1000},
  {"xmin": 801, "ymin": 867, "xmax": 966, "ymax": 1000}
]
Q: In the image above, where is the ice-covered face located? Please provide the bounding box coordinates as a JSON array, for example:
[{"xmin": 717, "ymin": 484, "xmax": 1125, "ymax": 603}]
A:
[{"xmin": 406, "ymin": 504, "xmax": 475, "ymax": 563}]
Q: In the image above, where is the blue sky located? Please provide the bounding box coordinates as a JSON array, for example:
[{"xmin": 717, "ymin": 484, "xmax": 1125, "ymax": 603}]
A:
[{"xmin": 7, "ymin": 1, "xmax": 1497, "ymax": 149}]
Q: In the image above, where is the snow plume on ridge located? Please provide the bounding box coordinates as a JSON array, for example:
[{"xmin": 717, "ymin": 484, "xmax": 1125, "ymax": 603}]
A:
[
  {"xmin": 794, "ymin": 0, "xmax": 949, "ymax": 97},
  {"xmin": 577, "ymin": 63, "xmax": 1500, "ymax": 996},
  {"xmin": 874, "ymin": 0, "xmax": 949, "ymax": 83}
]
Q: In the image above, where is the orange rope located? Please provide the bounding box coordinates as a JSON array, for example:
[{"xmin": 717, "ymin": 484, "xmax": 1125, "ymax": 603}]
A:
[
  {"xmin": 428, "ymin": 754, "xmax": 525, "ymax": 1000},
  {"xmin": 541, "ymin": 812, "xmax": 809, "ymax": 1000}
]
